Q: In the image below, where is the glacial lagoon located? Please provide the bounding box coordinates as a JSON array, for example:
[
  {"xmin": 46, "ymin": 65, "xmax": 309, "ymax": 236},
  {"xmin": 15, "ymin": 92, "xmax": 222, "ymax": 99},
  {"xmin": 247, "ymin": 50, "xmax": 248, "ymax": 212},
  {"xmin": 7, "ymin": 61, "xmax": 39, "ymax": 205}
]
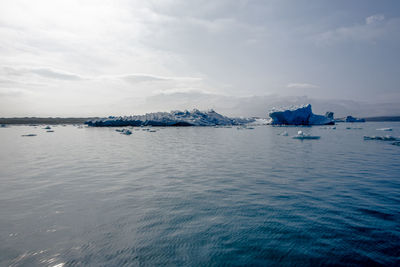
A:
[{"xmin": 1, "ymin": 122, "xmax": 399, "ymax": 266}]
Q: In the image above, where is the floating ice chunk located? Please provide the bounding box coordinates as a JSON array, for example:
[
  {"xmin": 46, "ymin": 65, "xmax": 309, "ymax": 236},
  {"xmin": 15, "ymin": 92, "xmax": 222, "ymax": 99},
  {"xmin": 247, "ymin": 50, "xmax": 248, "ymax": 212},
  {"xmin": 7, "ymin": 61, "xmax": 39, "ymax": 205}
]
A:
[
  {"xmin": 392, "ymin": 141, "xmax": 400, "ymax": 146},
  {"xmin": 376, "ymin": 128, "xmax": 392, "ymax": 131},
  {"xmin": 292, "ymin": 130, "xmax": 320, "ymax": 140},
  {"xmin": 46, "ymin": 130, "xmax": 54, "ymax": 133},
  {"xmin": 44, "ymin": 126, "xmax": 51, "ymax": 130},
  {"xmin": 120, "ymin": 129, "xmax": 132, "ymax": 135},
  {"xmin": 269, "ymin": 104, "xmax": 334, "ymax": 125},
  {"xmin": 346, "ymin": 127, "xmax": 362, "ymax": 130},
  {"xmin": 21, "ymin": 134, "xmax": 37, "ymax": 137},
  {"xmin": 278, "ymin": 131, "xmax": 289, "ymax": 136},
  {"xmin": 0, "ymin": 124, "xmax": 7, "ymax": 128},
  {"xmin": 363, "ymin": 135, "xmax": 398, "ymax": 141}
]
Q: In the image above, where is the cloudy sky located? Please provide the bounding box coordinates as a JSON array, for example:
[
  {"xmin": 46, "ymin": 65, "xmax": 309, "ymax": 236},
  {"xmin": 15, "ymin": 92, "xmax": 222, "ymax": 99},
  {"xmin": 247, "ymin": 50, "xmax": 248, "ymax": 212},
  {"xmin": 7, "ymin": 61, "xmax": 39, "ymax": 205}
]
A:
[{"xmin": 1, "ymin": 0, "xmax": 399, "ymax": 116}]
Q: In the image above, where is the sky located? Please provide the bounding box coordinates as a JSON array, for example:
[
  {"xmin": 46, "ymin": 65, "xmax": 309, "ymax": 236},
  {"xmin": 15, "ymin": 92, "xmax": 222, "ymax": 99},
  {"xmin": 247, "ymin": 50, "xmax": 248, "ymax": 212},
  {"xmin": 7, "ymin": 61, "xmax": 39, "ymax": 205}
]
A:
[{"xmin": 0, "ymin": 0, "xmax": 400, "ymax": 117}]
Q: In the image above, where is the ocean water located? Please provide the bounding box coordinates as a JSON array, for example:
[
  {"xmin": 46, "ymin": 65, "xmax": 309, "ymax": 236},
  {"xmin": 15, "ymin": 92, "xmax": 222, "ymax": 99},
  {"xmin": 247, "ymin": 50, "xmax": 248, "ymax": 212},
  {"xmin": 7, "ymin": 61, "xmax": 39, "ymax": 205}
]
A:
[{"xmin": 0, "ymin": 122, "xmax": 399, "ymax": 266}]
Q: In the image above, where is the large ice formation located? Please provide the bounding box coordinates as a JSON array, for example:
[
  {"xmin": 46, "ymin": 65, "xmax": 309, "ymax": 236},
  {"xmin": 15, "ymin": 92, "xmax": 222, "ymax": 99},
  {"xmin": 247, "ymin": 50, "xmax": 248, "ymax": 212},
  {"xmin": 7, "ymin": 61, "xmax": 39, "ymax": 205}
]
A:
[
  {"xmin": 85, "ymin": 109, "xmax": 254, "ymax": 127},
  {"xmin": 345, "ymin": 116, "xmax": 365, "ymax": 123},
  {"xmin": 268, "ymin": 104, "xmax": 334, "ymax": 125}
]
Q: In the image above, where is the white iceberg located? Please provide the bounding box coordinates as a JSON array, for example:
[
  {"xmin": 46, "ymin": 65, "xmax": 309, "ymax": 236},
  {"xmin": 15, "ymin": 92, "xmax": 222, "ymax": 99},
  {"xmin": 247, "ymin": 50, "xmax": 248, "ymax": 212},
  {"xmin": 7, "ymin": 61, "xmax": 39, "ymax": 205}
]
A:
[
  {"xmin": 268, "ymin": 104, "xmax": 334, "ymax": 125},
  {"xmin": 86, "ymin": 109, "xmax": 254, "ymax": 127},
  {"xmin": 292, "ymin": 130, "xmax": 321, "ymax": 140}
]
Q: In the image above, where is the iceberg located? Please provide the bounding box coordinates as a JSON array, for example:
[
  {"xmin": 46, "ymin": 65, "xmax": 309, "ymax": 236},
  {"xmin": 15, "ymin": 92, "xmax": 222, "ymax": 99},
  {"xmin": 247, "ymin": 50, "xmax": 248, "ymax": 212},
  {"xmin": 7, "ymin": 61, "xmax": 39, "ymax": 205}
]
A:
[
  {"xmin": 268, "ymin": 104, "xmax": 334, "ymax": 125},
  {"xmin": 116, "ymin": 129, "xmax": 132, "ymax": 135},
  {"xmin": 345, "ymin": 116, "xmax": 365, "ymax": 123},
  {"xmin": 376, "ymin": 128, "xmax": 392, "ymax": 131},
  {"xmin": 292, "ymin": 130, "xmax": 321, "ymax": 140},
  {"xmin": 85, "ymin": 109, "xmax": 254, "ymax": 127}
]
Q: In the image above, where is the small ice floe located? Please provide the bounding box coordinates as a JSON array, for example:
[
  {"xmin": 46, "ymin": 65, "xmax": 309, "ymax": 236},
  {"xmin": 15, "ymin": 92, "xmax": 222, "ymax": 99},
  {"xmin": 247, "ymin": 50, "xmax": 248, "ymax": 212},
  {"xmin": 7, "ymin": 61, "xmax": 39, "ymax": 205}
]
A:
[
  {"xmin": 116, "ymin": 129, "xmax": 132, "ymax": 135},
  {"xmin": 376, "ymin": 128, "xmax": 392, "ymax": 131},
  {"xmin": 21, "ymin": 134, "xmax": 37, "ymax": 137},
  {"xmin": 46, "ymin": 130, "xmax": 55, "ymax": 133},
  {"xmin": 0, "ymin": 124, "xmax": 7, "ymax": 128},
  {"xmin": 121, "ymin": 130, "xmax": 132, "ymax": 135},
  {"xmin": 363, "ymin": 135, "xmax": 398, "ymax": 141},
  {"xmin": 278, "ymin": 131, "xmax": 289, "ymax": 136},
  {"xmin": 44, "ymin": 126, "xmax": 51, "ymax": 130},
  {"xmin": 392, "ymin": 141, "xmax": 400, "ymax": 146},
  {"xmin": 320, "ymin": 126, "xmax": 336, "ymax": 130},
  {"xmin": 148, "ymin": 130, "xmax": 157, "ymax": 132},
  {"xmin": 236, "ymin": 125, "xmax": 254, "ymax": 130},
  {"xmin": 346, "ymin": 127, "xmax": 362, "ymax": 130},
  {"xmin": 292, "ymin": 130, "xmax": 320, "ymax": 140}
]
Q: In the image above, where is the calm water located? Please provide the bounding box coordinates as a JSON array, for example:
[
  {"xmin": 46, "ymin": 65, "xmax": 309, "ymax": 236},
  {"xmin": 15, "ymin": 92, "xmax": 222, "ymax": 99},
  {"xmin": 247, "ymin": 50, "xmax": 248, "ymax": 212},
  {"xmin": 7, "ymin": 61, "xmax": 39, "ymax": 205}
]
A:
[{"xmin": 1, "ymin": 123, "xmax": 399, "ymax": 266}]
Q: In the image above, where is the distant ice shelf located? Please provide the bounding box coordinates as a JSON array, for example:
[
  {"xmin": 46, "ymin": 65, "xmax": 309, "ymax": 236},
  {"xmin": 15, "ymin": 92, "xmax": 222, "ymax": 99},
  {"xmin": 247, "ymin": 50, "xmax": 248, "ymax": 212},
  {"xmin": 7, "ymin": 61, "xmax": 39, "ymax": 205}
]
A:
[
  {"xmin": 85, "ymin": 109, "xmax": 254, "ymax": 127},
  {"xmin": 268, "ymin": 104, "xmax": 334, "ymax": 125}
]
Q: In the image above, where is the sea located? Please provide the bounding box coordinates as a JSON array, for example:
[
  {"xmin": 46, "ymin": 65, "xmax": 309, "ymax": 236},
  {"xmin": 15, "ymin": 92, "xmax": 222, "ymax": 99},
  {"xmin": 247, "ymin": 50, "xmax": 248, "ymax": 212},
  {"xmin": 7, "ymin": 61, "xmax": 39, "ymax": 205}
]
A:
[{"xmin": 1, "ymin": 122, "xmax": 399, "ymax": 266}]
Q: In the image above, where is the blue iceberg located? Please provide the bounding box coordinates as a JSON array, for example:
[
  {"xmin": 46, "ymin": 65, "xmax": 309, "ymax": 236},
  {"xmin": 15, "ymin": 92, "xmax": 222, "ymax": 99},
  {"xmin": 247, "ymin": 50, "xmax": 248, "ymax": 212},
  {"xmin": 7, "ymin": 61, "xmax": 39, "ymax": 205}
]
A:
[
  {"xmin": 345, "ymin": 116, "xmax": 365, "ymax": 123},
  {"xmin": 268, "ymin": 104, "xmax": 334, "ymax": 125}
]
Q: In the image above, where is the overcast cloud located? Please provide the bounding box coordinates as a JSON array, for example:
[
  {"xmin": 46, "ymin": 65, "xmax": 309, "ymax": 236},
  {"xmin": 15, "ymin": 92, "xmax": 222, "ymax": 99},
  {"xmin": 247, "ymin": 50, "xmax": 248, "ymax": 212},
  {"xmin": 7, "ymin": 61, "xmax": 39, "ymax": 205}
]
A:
[{"xmin": 0, "ymin": 0, "xmax": 399, "ymax": 116}]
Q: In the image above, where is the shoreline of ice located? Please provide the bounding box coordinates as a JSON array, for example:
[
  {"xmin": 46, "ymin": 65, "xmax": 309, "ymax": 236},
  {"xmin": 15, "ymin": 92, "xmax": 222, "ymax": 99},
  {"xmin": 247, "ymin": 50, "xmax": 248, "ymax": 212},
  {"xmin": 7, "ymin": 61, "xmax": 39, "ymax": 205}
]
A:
[{"xmin": 85, "ymin": 109, "xmax": 254, "ymax": 127}]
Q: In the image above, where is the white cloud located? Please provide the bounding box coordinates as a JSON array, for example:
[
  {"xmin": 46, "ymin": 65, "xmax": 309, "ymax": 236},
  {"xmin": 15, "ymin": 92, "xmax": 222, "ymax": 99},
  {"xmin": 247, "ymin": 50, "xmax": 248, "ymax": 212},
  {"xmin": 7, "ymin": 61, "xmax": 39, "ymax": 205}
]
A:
[
  {"xmin": 314, "ymin": 14, "xmax": 400, "ymax": 45},
  {"xmin": 366, "ymin": 14, "xmax": 385, "ymax": 25},
  {"xmin": 287, "ymin": 83, "xmax": 318, "ymax": 89},
  {"xmin": 1, "ymin": 66, "xmax": 85, "ymax": 80},
  {"xmin": 117, "ymin": 74, "xmax": 202, "ymax": 84}
]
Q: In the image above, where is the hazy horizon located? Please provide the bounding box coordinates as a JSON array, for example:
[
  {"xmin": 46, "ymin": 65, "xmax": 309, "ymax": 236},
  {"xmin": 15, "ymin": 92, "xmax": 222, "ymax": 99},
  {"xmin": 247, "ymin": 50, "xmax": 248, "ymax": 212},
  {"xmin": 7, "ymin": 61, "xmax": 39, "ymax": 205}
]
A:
[{"xmin": 1, "ymin": 0, "xmax": 400, "ymax": 117}]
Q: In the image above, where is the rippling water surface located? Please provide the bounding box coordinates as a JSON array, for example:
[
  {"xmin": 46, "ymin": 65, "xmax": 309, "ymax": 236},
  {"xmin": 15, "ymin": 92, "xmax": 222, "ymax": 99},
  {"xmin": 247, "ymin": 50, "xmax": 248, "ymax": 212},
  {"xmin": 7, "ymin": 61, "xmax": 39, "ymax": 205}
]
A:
[{"xmin": 1, "ymin": 123, "xmax": 399, "ymax": 266}]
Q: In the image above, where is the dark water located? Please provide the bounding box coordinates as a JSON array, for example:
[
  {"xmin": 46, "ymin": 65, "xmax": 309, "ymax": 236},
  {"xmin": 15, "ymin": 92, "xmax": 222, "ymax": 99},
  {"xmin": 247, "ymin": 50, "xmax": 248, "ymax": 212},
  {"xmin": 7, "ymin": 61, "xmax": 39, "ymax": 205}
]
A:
[{"xmin": 1, "ymin": 123, "xmax": 399, "ymax": 266}]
